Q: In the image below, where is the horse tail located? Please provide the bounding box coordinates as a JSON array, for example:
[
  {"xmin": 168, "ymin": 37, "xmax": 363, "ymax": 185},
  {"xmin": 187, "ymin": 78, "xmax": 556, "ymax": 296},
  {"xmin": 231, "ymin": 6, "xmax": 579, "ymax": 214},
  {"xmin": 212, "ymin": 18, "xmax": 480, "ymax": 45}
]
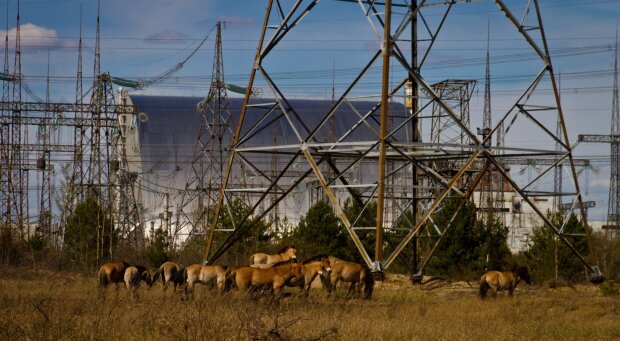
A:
[
  {"xmin": 181, "ymin": 266, "xmax": 188, "ymax": 284},
  {"xmin": 224, "ymin": 268, "xmax": 237, "ymax": 291},
  {"xmin": 362, "ymin": 268, "xmax": 375, "ymax": 299},
  {"xmin": 97, "ymin": 267, "xmax": 108, "ymax": 288},
  {"xmin": 479, "ymin": 275, "xmax": 489, "ymax": 299},
  {"xmin": 249, "ymin": 254, "xmax": 255, "ymax": 265},
  {"xmin": 152, "ymin": 267, "xmax": 162, "ymax": 285}
]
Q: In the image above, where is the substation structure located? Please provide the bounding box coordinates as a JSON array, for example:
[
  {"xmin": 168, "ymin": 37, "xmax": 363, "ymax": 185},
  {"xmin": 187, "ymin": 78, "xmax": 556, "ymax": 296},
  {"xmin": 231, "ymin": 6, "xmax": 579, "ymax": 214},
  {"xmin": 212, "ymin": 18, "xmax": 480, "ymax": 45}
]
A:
[
  {"xmin": 204, "ymin": 0, "xmax": 603, "ymax": 282},
  {"xmin": 0, "ymin": 76, "xmax": 140, "ymax": 257}
]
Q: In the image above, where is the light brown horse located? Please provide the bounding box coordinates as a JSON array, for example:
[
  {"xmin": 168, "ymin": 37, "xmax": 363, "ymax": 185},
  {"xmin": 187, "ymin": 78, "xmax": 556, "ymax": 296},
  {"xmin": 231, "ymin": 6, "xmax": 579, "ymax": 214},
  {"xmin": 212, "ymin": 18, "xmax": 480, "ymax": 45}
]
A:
[
  {"xmin": 124, "ymin": 265, "xmax": 153, "ymax": 300},
  {"xmin": 184, "ymin": 264, "xmax": 227, "ymax": 297},
  {"xmin": 479, "ymin": 266, "xmax": 531, "ymax": 299},
  {"xmin": 98, "ymin": 261, "xmax": 130, "ymax": 299},
  {"xmin": 322, "ymin": 256, "xmax": 374, "ymax": 299},
  {"xmin": 250, "ymin": 261, "xmax": 303, "ymax": 296},
  {"xmin": 250, "ymin": 245, "xmax": 297, "ymax": 266},
  {"xmin": 152, "ymin": 261, "xmax": 185, "ymax": 296},
  {"xmin": 287, "ymin": 254, "xmax": 332, "ymax": 296}
]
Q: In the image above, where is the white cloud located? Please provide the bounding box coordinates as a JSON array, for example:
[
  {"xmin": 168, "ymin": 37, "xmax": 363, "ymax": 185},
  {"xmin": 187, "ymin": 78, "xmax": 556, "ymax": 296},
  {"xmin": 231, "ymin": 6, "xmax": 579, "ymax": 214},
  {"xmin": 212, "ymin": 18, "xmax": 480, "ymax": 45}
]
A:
[{"xmin": 0, "ymin": 23, "xmax": 77, "ymax": 52}]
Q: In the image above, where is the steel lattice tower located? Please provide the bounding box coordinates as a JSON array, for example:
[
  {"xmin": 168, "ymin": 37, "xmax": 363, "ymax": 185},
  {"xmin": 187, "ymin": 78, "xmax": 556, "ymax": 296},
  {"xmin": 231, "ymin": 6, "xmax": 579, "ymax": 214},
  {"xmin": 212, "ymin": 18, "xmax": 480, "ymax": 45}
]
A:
[
  {"xmin": 478, "ymin": 23, "xmax": 495, "ymax": 222},
  {"xmin": 204, "ymin": 0, "xmax": 603, "ymax": 283},
  {"xmin": 578, "ymin": 36, "xmax": 620, "ymax": 230},
  {"xmin": 86, "ymin": 0, "xmax": 118, "ymax": 259},
  {"xmin": 182, "ymin": 21, "xmax": 234, "ymax": 236},
  {"xmin": 10, "ymin": 0, "xmax": 25, "ymax": 236},
  {"xmin": 609, "ymin": 37, "xmax": 619, "ymax": 227},
  {"xmin": 36, "ymin": 53, "xmax": 52, "ymax": 241},
  {"xmin": 0, "ymin": 1, "xmax": 11, "ymax": 228},
  {"xmin": 72, "ymin": 4, "xmax": 85, "ymax": 204}
]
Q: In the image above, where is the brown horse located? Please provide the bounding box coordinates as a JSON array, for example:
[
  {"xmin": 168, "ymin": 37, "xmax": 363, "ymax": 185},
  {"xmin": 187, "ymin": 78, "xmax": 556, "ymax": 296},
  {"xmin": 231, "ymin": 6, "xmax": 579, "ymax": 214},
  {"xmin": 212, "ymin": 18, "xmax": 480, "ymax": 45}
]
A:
[
  {"xmin": 124, "ymin": 265, "xmax": 153, "ymax": 300},
  {"xmin": 250, "ymin": 261, "xmax": 303, "ymax": 297},
  {"xmin": 152, "ymin": 261, "xmax": 185, "ymax": 296},
  {"xmin": 250, "ymin": 245, "xmax": 297, "ymax": 266},
  {"xmin": 225, "ymin": 266, "xmax": 254, "ymax": 291},
  {"xmin": 98, "ymin": 261, "xmax": 130, "ymax": 299},
  {"xmin": 184, "ymin": 264, "xmax": 227, "ymax": 297},
  {"xmin": 479, "ymin": 266, "xmax": 532, "ymax": 299},
  {"xmin": 287, "ymin": 255, "xmax": 332, "ymax": 296},
  {"xmin": 322, "ymin": 256, "xmax": 374, "ymax": 299}
]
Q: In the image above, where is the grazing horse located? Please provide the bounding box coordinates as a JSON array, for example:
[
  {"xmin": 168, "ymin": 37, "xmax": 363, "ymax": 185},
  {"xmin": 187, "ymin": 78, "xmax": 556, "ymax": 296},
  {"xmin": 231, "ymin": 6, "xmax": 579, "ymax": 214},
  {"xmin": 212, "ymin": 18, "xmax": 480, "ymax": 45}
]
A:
[
  {"xmin": 250, "ymin": 245, "xmax": 297, "ymax": 266},
  {"xmin": 250, "ymin": 261, "xmax": 303, "ymax": 297},
  {"xmin": 98, "ymin": 261, "xmax": 130, "ymax": 299},
  {"xmin": 152, "ymin": 261, "xmax": 185, "ymax": 296},
  {"xmin": 322, "ymin": 256, "xmax": 374, "ymax": 299},
  {"xmin": 287, "ymin": 255, "xmax": 332, "ymax": 296},
  {"xmin": 124, "ymin": 265, "xmax": 153, "ymax": 299},
  {"xmin": 184, "ymin": 264, "xmax": 227, "ymax": 297},
  {"xmin": 479, "ymin": 266, "xmax": 532, "ymax": 299}
]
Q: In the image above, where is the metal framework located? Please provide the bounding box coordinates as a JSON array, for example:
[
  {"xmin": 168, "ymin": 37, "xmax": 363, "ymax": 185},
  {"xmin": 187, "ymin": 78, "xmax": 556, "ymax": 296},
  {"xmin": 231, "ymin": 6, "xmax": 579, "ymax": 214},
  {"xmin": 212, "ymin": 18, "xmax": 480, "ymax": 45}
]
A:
[
  {"xmin": 178, "ymin": 21, "xmax": 235, "ymax": 239},
  {"xmin": 203, "ymin": 0, "xmax": 603, "ymax": 282},
  {"xmin": 0, "ymin": 0, "xmax": 141, "ymax": 266},
  {"xmin": 578, "ymin": 36, "xmax": 620, "ymax": 233}
]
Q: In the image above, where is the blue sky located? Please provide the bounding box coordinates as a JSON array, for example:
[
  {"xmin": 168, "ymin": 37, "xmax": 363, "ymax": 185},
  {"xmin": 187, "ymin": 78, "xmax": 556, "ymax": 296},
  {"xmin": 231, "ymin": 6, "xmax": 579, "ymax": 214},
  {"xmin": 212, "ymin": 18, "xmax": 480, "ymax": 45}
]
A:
[{"xmin": 5, "ymin": 0, "xmax": 620, "ymax": 220}]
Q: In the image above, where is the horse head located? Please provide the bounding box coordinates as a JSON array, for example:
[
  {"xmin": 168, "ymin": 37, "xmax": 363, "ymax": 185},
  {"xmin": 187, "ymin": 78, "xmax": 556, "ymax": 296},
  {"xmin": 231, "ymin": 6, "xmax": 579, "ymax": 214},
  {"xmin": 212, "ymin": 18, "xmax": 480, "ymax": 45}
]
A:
[
  {"xmin": 285, "ymin": 245, "xmax": 298, "ymax": 261},
  {"xmin": 515, "ymin": 266, "xmax": 532, "ymax": 284},
  {"xmin": 320, "ymin": 257, "xmax": 331, "ymax": 276},
  {"xmin": 291, "ymin": 262, "xmax": 303, "ymax": 280},
  {"xmin": 142, "ymin": 270, "xmax": 154, "ymax": 288}
]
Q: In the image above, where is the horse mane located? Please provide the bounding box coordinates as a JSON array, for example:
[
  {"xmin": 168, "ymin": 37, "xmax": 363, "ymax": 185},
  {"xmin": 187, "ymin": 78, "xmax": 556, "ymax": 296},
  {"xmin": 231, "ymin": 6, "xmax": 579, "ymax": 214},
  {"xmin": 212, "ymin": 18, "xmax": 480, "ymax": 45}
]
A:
[
  {"xmin": 271, "ymin": 259, "xmax": 298, "ymax": 267},
  {"xmin": 276, "ymin": 245, "xmax": 295, "ymax": 254},
  {"xmin": 303, "ymin": 254, "xmax": 329, "ymax": 264}
]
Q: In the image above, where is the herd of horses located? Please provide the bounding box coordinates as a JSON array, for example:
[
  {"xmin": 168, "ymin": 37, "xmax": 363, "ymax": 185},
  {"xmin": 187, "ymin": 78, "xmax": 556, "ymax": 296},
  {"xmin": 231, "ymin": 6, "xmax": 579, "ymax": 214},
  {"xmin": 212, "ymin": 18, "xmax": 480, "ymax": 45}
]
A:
[
  {"xmin": 97, "ymin": 246, "xmax": 375, "ymax": 300},
  {"xmin": 97, "ymin": 245, "xmax": 532, "ymax": 300}
]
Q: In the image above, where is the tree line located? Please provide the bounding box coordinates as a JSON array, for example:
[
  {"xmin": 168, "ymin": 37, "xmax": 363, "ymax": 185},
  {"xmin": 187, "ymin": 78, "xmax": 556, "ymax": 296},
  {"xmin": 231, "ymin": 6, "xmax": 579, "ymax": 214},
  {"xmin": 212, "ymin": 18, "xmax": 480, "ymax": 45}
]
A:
[{"xmin": 1, "ymin": 195, "xmax": 618, "ymax": 284}]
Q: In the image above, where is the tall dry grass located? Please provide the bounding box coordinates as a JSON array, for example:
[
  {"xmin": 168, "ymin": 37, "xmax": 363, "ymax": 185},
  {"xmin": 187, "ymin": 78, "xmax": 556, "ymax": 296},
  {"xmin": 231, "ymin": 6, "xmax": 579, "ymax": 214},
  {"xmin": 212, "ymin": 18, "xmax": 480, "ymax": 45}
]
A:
[{"xmin": 0, "ymin": 267, "xmax": 618, "ymax": 340}]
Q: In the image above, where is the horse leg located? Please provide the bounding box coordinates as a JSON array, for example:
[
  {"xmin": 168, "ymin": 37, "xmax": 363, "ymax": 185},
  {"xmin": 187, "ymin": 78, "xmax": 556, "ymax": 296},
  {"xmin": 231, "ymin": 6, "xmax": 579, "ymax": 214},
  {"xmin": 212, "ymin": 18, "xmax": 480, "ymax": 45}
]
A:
[
  {"xmin": 303, "ymin": 281, "xmax": 310, "ymax": 298},
  {"xmin": 186, "ymin": 281, "xmax": 194, "ymax": 300},
  {"xmin": 114, "ymin": 282, "xmax": 121, "ymax": 301},
  {"xmin": 162, "ymin": 282, "xmax": 169, "ymax": 299},
  {"xmin": 491, "ymin": 285, "xmax": 498, "ymax": 298},
  {"xmin": 329, "ymin": 276, "xmax": 338, "ymax": 298},
  {"xmin": 346, "ymin": 282, "xmax": 355, "ymax": 298},
  {"xmin": 98, "ymin": 284, "xmax": 107, "ymax": 301}
]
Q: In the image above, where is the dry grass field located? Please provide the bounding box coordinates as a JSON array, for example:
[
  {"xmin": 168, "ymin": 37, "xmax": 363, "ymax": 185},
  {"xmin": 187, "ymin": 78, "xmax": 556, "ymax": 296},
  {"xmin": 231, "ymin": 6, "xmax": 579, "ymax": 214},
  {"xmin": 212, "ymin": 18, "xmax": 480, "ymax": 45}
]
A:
[{"xmin": 0, "ymin": 267, "xmax": 618, "ymax": 340}]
